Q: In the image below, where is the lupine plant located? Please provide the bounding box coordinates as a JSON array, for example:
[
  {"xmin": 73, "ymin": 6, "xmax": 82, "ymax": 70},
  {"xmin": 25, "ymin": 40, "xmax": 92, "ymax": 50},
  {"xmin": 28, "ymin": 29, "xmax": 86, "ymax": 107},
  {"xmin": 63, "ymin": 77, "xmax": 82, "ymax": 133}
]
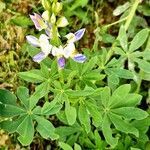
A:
[{"xmin": 0, "ymin": 0, "xmax": 150, "ymax": 149}]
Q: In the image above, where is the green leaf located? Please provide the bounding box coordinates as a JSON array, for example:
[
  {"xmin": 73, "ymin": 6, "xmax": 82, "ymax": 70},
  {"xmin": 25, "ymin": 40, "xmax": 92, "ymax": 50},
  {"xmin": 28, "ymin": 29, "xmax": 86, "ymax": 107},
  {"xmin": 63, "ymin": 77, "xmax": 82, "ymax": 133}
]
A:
[
  {"xmin": 113, "ymin": 2, "xmax": 130, "ymax": 16},
  {"xmin": 0, "ymin": 104, "xmax": 25, "ymax": 117},
  {"xmin": 0, "ymin": 89, "xmax": 16, "ymax": 105},
  {"xmin": 81, "ymin": 56, "xmax": 97, "ymax": 75},
  {"xmin": 112, "ymin": 107, "xmax": 148, "ymax": 120},
  {"xmin": 109, "ymin": 68, "xmax": 134, "ymax": 79},
  {"xmin": 35, "ymin": 116, "xmax": 59, "ymax": 140},
  {"xmin": 114, "ymin": 47, "xmax": 126, "ymax": 55},
  {"xmin": 29, "ymin": 81, "xmax": 50, "ymax": 109},
  {"xmin": 86, "ymin": 101, "xmax": 102, "ymax": 127},
  {"xmin": 56, "ymin": 125, "xmax": 81, "ymax": 138},
  {"xmin": 78, "ymin": 103, "xmax": 91, "ymax": 133},
  {"xmin": 40, "ymin": 63, "xmax": 50, "ymax": 79},
  {"xmin": 17, "ymin": 86, "xmax": 29, "ymax": 108},
  {"xmin": 118, "ymin": 25, "xmax": 128, "ymax": 51},
  {"xmin": 11, "ymin": 15, "xmax": 33, "ymax": 27},
  {"xmin": 94, "ymin": 130, "xmax": 103, "ymax": 149},
  {"xmin": 100, "ymin": 87, "xmax": 111, "ymax": 107},
  {"xmin": 66, "ymin": 86, "xmax": 95, "ymax": 97},
  {"xmin": 65, "ymin": 101, "xmax": 77, "ymax": 125},
  {"xmin": 41, "ymin": 94, "xmax": 62, "ymax": 115},
  {"xmin": 109, "ymin": 84, "xmax": 131, "ymax": 107},
  {"xmin": 107, "ymin": 74, "xmax": 119, "ymax": 86},
  {"xmin": 102, "ymin": 115, "xmax": 118, "ymax": 147},
  {"xmin": 129, "ymin": 28, "xmax": 149, "ymax": 52},
  {"xmin": 18, "ymin": 70, "xmax": 46, "ymax": 83},
  {"xmin": 17, "ymin": 116, "xmax": 34, "ymax": 146},
  {"xmin": 0, "ymin": 115, "xmax": 27, "ymax": 133},
  {"xmin": 59, "ymin": 142, "xmax": 73, "ymax": 150},
  {"xmin": 74, "ymin": 143, "xmax": 82, "ymax": 150},
  {"xmin": 109, "ymin": 112, "xmax": 139, "ymax": 137},
  {"xmin": 135, "ymin": 58, "xmax": 150, "ymax": 73}
]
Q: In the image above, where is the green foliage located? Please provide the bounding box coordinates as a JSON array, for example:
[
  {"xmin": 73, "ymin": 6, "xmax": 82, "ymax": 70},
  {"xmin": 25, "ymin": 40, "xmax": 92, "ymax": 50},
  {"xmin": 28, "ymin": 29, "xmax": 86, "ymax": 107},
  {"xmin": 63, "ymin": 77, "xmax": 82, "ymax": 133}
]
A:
[{"xmin": 1, "ymin": 0, "xmax": 150, "ymax": 149}]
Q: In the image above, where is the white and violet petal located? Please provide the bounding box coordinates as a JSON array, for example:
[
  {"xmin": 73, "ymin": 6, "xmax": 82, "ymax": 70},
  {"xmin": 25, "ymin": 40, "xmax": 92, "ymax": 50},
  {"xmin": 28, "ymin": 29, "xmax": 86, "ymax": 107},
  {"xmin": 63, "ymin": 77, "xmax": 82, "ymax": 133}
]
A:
[
  {"xmin": 73, "ymin": 54, "xmax": 86, "ymax": 63},
  {"xmin": 74, "ymin": 28, "xmax": 85, "ymax": 42},
  {"xmin": 26, "ymin": 35, "xmax": 40, "ymax": 47},
  {"xmin": 33, "ymin": 52, "xmax": 46, "ymax": 63}
]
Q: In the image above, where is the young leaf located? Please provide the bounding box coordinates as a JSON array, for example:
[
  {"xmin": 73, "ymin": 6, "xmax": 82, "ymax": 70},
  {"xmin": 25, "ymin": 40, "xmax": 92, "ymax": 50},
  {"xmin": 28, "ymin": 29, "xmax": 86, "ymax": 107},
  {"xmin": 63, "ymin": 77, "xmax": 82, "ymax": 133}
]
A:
[{"xmin": 129, "ymin": 28, "xmax": 149, "ymax": 52}]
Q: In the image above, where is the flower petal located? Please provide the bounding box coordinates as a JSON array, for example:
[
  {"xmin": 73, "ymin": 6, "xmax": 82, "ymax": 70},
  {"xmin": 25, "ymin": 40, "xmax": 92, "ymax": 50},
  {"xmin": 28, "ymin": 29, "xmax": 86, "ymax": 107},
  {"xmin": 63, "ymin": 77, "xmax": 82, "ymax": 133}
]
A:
[
  {"xmin": 73, "ymin": 54, "xmax": 86, "ymax": 63},
  {"xmin": 58, "ymin": 57, "xmax": 65, "ymax": 68},
  {"xmin": 64, "ymin": 43, "xmax": 76, "ymax": 58},
  {"xmin": 74, "ymin": 28, "xmax": 85, "ymax": 42},
  {"xmin": 39, "ymin": 34, "xmax": 52, "ymax": 55},
  {"xmin": 33, "ymin": 52, "xmax": 46, "ymax": 63},
  {"xmin": 26, "ymin": 35, "xmax": 40, "ymax": 47},
  {"xmin": 52, "ymin": 46, "xmax": 64, "ymax": 57},
  {"xmin": 30, "ymin": 13, "xmax": 47, "ymax": 31}
]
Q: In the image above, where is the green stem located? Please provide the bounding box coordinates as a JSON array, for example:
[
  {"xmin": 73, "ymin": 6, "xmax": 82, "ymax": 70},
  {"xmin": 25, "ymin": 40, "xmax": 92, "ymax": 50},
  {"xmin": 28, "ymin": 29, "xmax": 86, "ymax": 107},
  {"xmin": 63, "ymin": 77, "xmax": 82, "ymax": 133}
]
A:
[
  {"xmin": 105, "ymin": 17, "xmax": 128, "ymax": 29},
  {"xmin": 105, "ymin": 0, "xmax": 140, "ymax": 64},
  {"xmin": 124, "ymin": 0, "xmax": 140, "ymax": 31}
]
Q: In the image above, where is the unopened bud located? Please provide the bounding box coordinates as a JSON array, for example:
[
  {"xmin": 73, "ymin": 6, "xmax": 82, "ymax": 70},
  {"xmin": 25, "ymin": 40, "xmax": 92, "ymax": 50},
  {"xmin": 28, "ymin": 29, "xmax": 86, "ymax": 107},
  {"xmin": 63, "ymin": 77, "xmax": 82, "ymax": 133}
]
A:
[
  {"xmin": 52, "ymin": 2, "xmax": 63, "ymax": 14},
  {"xmin": 42, "ymin": 0, "xmax": 51, "ymax": 10},
  {"xmin": 42, "ymin": 11, "xmax": 50, "ymax": 21},
  {"xmin": 57, "ymin": 16, "xmax": 69, "ymax": 27},
  {"xmin": 51, "ymin": 13, "xmax": 56, "ymax": 24}
]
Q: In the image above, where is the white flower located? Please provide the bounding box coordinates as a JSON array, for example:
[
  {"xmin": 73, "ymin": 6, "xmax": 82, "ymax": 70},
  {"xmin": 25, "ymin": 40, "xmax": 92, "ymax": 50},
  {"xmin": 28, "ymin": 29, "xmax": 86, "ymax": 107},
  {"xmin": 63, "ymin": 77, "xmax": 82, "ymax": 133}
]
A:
[{"xmin": 26, "ymin": 34, "xmax": 52, "ymax": 62}]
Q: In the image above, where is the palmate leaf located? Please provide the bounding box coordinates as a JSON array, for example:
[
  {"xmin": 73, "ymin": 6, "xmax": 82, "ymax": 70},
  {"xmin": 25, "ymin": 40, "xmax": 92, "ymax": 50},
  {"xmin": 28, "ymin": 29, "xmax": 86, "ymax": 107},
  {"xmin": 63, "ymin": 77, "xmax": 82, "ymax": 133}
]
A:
[{"xmin": 100, "ymin": 84, "xmax": 148, "ymax": 147}]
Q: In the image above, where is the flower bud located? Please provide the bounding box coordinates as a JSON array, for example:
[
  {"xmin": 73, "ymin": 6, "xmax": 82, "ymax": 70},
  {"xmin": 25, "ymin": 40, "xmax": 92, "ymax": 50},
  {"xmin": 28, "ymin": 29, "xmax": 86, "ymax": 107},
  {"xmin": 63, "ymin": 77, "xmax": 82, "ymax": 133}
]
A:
[
  {"xmin": 52, "ymin": 2, "xmax": 63, "ymax": 14},
  {"xmin": 57, "ymin": 16, "xmax": 69, "ymax": 27},
  {"xmin": 42, "ymin": 11, "xmax": 50, "ymax": 21},
  {"xmin": 42, "ymin": 0, "xmax": 51, "ymax": 10},
  {"xmin": 51, "ymin": 13, "xmax": 56, "ymax": 24}
]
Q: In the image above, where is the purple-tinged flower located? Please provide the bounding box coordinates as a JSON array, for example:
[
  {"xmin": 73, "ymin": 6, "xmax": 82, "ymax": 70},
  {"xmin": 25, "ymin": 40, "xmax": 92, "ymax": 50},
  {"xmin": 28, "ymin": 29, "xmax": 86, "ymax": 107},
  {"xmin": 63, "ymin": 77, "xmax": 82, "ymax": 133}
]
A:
[
  {"xmin": 65, "ymin": 28, "xmax": 86, "ymax": 43},
  {"xmin": 30, "ymin": 13, "xmax": 47, "ymax": 31},
  {"xmin": 73, "ymin": 54, "xmax": 87, "ymax": 63},
  {"xmin": 58, "ymin": 57, "xmax": 65, "ymax": 69},
  {"xmin": 26, "ymin": 34, "xmax": 52, "ymax": 63}
]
